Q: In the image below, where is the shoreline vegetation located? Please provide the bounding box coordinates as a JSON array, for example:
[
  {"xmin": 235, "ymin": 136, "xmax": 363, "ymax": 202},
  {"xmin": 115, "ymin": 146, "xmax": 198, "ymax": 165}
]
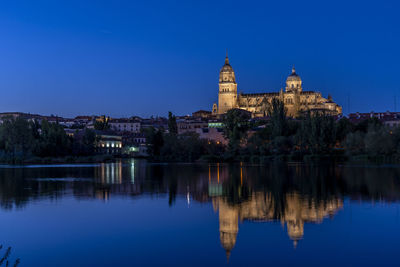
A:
[
  {"xmin": 146, "ymin": 99, "xmax": 400, "ymax": 165},
  {"xmin": 1, "ymin": 99, "xmax": 400, "ymax": 165}
]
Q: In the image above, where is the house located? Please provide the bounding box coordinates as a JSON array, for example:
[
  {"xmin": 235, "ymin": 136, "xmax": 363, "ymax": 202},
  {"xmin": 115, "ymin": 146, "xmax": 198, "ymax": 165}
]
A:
[{"xmin": 109, "ymin": 118, "xmax": 141, "ymax": 133}]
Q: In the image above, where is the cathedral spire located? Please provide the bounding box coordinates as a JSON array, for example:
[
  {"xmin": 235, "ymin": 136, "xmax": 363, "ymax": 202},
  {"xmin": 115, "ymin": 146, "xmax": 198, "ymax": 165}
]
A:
[
  {"xmin": 292, "ymin": 65, "xmax": 296, "ymax": 74},
  {"xmin": 226, "ymin": 250, "xmax": 231, "ymax": 263},
  {"xmin": 225, "ymin": 50, "xmax": 229, "ymax": 64}
]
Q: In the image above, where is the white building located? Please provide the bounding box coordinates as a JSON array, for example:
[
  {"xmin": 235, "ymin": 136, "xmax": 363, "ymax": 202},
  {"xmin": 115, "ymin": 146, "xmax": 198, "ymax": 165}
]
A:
[{"xmin": 109, "ymin": 119, "xmax": 141, "ymax": 133}]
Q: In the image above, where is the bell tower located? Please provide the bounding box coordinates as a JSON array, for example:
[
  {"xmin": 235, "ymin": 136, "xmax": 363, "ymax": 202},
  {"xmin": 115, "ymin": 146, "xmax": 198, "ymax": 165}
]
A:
[{"xmin": 218, "ymin": 53, "xmax": 238, "ymax": 114}]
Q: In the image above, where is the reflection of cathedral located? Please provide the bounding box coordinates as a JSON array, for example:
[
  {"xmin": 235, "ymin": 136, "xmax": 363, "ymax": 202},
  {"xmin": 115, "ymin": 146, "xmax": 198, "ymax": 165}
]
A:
[
  {"xmin": 6, "ymin": 161, "xmax": 395, "ymax": 262},
  {"xmin": 213, "ymin": 193, "xmax": 343, "ymax": 258},
  {"xmin": 208, "ymin": 164, "xmax": 343, "ymax": 259},
  {"xmin": 213, "ymin": 55, "xmax": 342, "ymax": 117}
]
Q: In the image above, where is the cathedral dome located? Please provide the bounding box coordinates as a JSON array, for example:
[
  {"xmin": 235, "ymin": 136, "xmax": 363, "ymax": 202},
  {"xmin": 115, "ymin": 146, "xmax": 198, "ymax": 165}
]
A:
[
  {"xmin": 285, "ymin": 66, "xmax": 302, "ymax": 92},
  {"xmin": 219, "ymin": 55, "xmax": 236, "ymax": 83},
  {"xmin": 286, "ymin": 66, "xmax": 301, "ymax": 82}
]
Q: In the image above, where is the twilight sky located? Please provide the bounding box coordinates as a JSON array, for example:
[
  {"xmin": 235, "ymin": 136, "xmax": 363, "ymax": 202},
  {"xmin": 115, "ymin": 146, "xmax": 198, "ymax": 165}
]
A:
[{"xmin": 0, "ymin": 0, "xmax": 399, "ymax": 118}]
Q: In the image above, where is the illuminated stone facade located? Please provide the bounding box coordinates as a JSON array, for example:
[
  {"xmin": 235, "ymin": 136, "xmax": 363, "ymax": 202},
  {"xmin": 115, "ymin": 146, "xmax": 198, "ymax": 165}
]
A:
[
  {"xmin": 214, "ymin": 55, "xmax": 342, "ymax": 117},
  {"xmin": 213, "ymin": 192, "xmax": 343, "ymax": 258}
]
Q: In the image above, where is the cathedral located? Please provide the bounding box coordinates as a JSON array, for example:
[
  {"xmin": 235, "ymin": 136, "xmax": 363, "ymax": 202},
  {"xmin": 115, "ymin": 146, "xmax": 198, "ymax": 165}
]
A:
[{"xmin": 212, "ymin": 55, "xmax": 342, "ymax": 117}]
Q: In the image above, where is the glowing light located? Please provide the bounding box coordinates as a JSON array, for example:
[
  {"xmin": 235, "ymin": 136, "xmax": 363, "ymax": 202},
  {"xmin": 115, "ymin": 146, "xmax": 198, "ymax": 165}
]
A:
[
  {"xmin": 131, "ymin": 160, "xmax": 135, "ymax": 184},
  {"xmin": 241, "ymin": 167, "xmax": 243, "ymax": 186},
  {"xmin": 217, "ymin": 163, "xmax": 220, "ymax": 184}
]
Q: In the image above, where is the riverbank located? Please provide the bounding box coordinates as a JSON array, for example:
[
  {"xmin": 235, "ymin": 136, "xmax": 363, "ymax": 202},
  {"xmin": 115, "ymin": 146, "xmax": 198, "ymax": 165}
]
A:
[
  {"xmin": 196, "ymin": 153, "xmax": 400, "ymax": 164},
  {"xmin": 0, "ymin": 155, "xmax": 123, "ymax": 165},
  {"xmin": 2, "ymin": 152, "xmax": 399, "ymax": 165}
]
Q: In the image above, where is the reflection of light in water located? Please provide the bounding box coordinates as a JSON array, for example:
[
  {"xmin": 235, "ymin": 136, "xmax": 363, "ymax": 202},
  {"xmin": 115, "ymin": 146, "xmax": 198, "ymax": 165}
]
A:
[
  {"xmin": 111, "ymin": 164, "xmax": 115, "ymax": 183},
  {"xmin": 131, "ymin": 160, "xmax": 135, "ymax": 184},
  {"xmin": 240, "ymin": 167, "xmax": 243, "ymax": 186},
  {"xmin": 101, "ymin": 163, "xmax": 105, "ymax": 184},
  {"xmin": 98, "ymin": 163, "xmax": 123, "ymax": 184},
  {"xmin": 96, "ymin": 189, "xmax": 110, "ymax": 201},
  {"xmin": 118, "ymin": 162, "xmax": 122, "ymax": 184},
  {"xmin": 186, "ymin": 185, "xmax": 191, "ymax": 207},
  {"xmin": 217, "ymin": 163, "xmax": 220, "ymax": 184},
  {"xmin": 208, "ymin": 164, "xmax": 223, "ymax": 197}
]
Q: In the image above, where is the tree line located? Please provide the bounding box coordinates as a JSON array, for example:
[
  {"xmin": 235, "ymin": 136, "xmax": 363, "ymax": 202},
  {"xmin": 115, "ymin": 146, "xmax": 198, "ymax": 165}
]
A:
[
  {"xmin": 147, "ymin": 100, "xmax": 400, "ymax": 163},
  {"xmin": 1, "ymin": 101, "xmax": 399, "ymax": 164},
  {"xmin": 0, "ymin": 117, "xmax": 96, "ymax": 163}
]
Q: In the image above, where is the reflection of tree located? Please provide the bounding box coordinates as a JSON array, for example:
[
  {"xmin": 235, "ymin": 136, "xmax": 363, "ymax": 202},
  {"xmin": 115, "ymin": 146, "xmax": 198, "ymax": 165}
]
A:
[
  {"xmin": 1, "ymin": 161, "xmax": 400, "ymax": 210},
  {"xmin": 222, "ymin": 165, "xmax": 250, "ymax": 206},
  {"xmin": 0, "ymin": 245, "xmax": 20, "ymax": 266},
  {"xmin": 168, "ymin": 175, "xmax": 177, "ymax": 206}
]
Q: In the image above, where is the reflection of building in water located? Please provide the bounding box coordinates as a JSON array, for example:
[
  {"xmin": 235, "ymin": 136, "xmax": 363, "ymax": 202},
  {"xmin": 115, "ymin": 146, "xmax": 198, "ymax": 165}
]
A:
[
  {"xmin": 95, "ymin": 162, "xmax": 123, "ymax": 184},
  {"xmin": 216, "ymin": 199, "xmax": 239, "ymax": 262},
  {"xmin": 283, "ymin": 193, "xmax": 343, "ymax": 247},
  {"xmin": 212, "ymin": 192, "xmax": 342, "ymax": 257},
  {"xmin": 93, "ymin": 161, "xmax": 142, "ymax": 201},
  {"xmin": 95, "ymin": 188, "xmax": 110, "ymax": 201}
]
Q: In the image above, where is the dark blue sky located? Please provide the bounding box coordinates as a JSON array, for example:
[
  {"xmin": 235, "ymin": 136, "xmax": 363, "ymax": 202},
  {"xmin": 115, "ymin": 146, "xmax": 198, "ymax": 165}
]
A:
[{"xmin": 0, "ymin": 0, "xmax": 399, "ymax": 118}]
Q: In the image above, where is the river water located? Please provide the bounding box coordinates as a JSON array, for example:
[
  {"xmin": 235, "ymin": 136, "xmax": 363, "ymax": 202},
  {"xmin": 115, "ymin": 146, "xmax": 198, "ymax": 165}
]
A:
[{"xmin": 0, "ymin": 160, "xmax": 399, "ymax": 266}]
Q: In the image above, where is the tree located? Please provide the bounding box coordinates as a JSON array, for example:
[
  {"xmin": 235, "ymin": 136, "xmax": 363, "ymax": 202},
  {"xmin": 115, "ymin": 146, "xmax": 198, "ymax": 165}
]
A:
[
  {"xmin": 246, "ymin": 126, "xmax": 272, "ymax": 156},
  {"xmin": 94, "ymin": 116, "xmax": 110, "ymax": 131},
  {"xmin": 336, "ymin": 117, "xmax": 353, "ymax": 143},
  {"xmin": 168, "ymin": 111, "xmax": 177, "ymax": 135},
  {"xmin": 354, "ymin": 117, "xmax": 381, "ymax": 133},
  {"xmin": 34, "ymin": 120, "xmax": 72, "ymax": 157},
  {"xmin": 345, "ymin": 131, "xmax": 365, "ymax": 155},
  {"xmin": 72, "ymin": 128, "xmax": 96, "ymax": 156},
  {"xmin": 0, "ymin": 117, "xmax": 35, "ymax": 157},
  {"xmin": 144, "ymin": 127, "xmax": 164, "ymax": 158},
  {"xmin": 296, "ymin": 112, "xmax": 336, "ymax": 154},
  {"xmin": 364, "ymin": 124, "xmax": 393, "ymax": 156},
  {"xmin": 222, "ymin": 109, "xmax": 251, "ymax": 154},
  {"xmin": 267, "ymin": 98, "xmax": 287, "ymax": 138}
]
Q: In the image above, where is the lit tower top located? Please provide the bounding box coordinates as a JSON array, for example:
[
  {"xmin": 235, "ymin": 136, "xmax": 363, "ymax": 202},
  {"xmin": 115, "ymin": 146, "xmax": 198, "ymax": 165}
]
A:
[
  {"xmin": 285, "ymin": 65, "xmax": 302, "ymax": 92},
  {"xmin": 219, "ymin": 52, "xmax": 236, "ymax": 83},
  {"xmin": 217, "ymin": 52, "xmax": 238, "ymax": 114}
]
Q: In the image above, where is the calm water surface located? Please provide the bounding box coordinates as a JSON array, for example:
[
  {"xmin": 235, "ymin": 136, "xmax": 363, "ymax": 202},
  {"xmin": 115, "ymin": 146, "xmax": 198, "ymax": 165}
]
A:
[{"xmin": 1, "ymin": 161, "xmax": 400, "ymax": 266}]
